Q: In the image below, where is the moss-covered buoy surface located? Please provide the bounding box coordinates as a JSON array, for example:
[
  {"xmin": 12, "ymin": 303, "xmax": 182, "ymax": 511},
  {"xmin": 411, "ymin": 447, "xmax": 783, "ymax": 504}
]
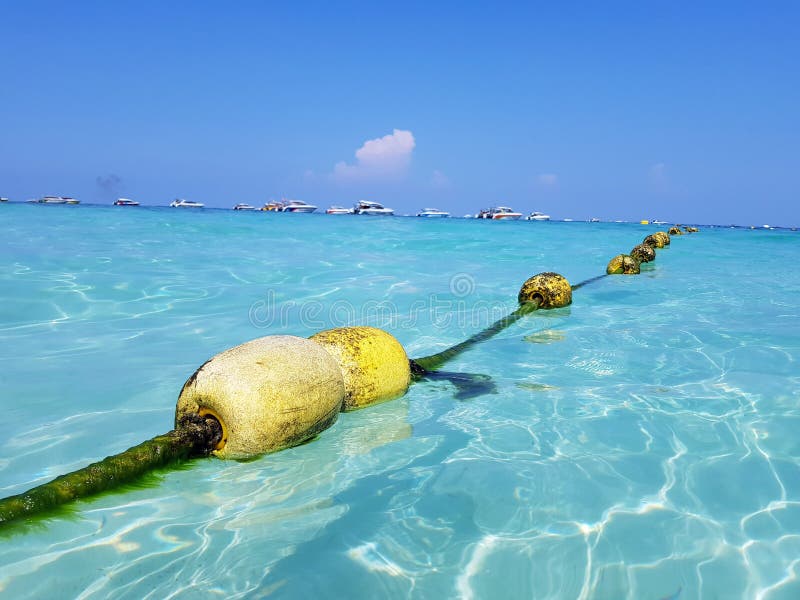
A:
[
  {"xmin": 311, "ymin": 326, "xmax": 411, "ymax": 411},
  {"xmin": 630, "ymin": 244, "xmax": 656, "ymax": 263},
  {"xmin": 653, "ymin": 231, "xmax": 671, "ymax": 246},
  {"xmin": 518, "ymin": 272, "xmax": 572, "ymax": 308},
  {"xmin": 606, "ymin": 254, "xmax": 641, "ymax": 274},
  {"xmin": 643, "ymin": 234, "xmax": 665, "ymax": 249},
  {"xmin": 175, "ymin": 335, "xmax": 345, "ymax": 459},
  {"xmin": 668, "ymin": 226, "xmax": 684, "ymax": 236}
]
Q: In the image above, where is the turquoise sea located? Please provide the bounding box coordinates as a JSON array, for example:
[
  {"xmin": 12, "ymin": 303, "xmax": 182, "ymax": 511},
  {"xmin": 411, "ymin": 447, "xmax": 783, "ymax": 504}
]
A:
[{"xmin": 1, "ymin": 204, "xmax": 799, "ymax": 599}]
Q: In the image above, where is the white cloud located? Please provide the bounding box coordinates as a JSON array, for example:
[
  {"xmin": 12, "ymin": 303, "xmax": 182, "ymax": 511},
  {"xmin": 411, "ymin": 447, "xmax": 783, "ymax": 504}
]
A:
[
  {"xmin": 431, "ymin": 169, "xmax": 451, "ymax": 189},
  {"xmin": 333, "ymin": 129, "xmax": 416, "ymax": 182},
  {"xmin": 537, "ymin": 173, "xmax": 558, "ymax": 186}
]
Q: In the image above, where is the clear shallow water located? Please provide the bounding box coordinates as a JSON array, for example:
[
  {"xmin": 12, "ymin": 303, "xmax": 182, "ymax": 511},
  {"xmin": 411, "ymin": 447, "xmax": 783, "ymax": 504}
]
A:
[{"xmin": 1, "ymin": 204, "xmax": 799, "ymax": 599}]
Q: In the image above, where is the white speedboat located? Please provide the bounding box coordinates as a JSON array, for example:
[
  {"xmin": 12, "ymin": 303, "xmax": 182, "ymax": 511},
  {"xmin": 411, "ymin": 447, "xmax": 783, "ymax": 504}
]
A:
[
  {"xmin": 281, "ymin": 200, "xmax": 317, "ymax": 213},
  {"xmin": 417, "ymin": 208, "xmax": 450, "ymax": 218},
  {"xmin": 36, "ymin": 195, "xmax": 80, "ymax": 204},
  {"xmin": 477, "ymin": 206, "xmax": 522, "ymax": 220},
  {"xmin": 326, "ymin": 205, "xmax": 352, "ymax": 214},
  {"xmin": 170, "ymin": 198, "xmax": 204, "ymax": 208},
  {"xmin": 0, "ymin": 197, "xmax": 8, "ymax": 203},
  {"xmin": 232, "ymin": 203, "xmax": 256, "ymax": 211},
  {"xmin": 354, "ymin": 200, "xmax": 394, "ymax": 215},
  {"xmin": 114, "ymin": 198, "xmax": 140, "ymax": 206},
  {"xmin": 526, "ymin": 211, "xmax": 550, "ymax": 221}
]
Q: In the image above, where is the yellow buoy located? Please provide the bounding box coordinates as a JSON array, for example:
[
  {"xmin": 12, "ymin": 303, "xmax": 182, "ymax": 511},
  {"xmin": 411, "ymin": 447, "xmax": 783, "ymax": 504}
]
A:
[
  {"xmin": 518, "ymin": 272, "xmax": 572, "ymax": 308},
  {"xmin": 606, "ymin": 254, "xmax": 641, "ymax": 274},
  {"xmin": 630, "ymin": 244, "xmax": 656, "ymax": 263},
  {"xmin": 668, "ymin": 226, "xmax": 684, "ymax": 236},
  {"xmin": 643, "ymin": 234, "xmax": 665, "ymax": 249},
  {"xmin": 311, "ymin": 326, "xmax": 411, "ymax": 411},
  {"xmin": 653, "ymin": 231, "xmax": 671, "ymax": 246},
  {"xmin": 175, "ymin": 335, "xmax": 345, "ymax": 459}
]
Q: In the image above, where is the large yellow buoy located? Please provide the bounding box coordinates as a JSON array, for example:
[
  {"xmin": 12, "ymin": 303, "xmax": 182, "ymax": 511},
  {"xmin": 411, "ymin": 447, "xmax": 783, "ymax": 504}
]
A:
[
  {"xmin": 175, "ymin": 335, "xmax": 345, "ymax": 459},
  {"xmin": 606, "ymin": 254, "xmax": 641, "ymax": 274},
  {"xmin": 518, "ymin": 272, "xmax": 572, "ymax": 307},
  {"xmin": 311, "ymin": 326, "xmax": 411, "ymax": 411},
  {"xmin": 643, "ymin": 234, "xmax": 665, "ymax": 249}
]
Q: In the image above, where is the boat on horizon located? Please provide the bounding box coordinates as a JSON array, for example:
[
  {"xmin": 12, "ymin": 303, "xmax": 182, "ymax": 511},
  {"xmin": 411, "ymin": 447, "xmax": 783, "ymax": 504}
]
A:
[
  {"xmin": 354, "ymin": 200, "xmax": 394, "ymax": 215},
  {"xmin": 232, "ymin": 203, "xmax": 256, "ymax": 211},
  {"xmin": 0, "ymin": 197, "xmax": 8, "ymax": 202},
  {"xmin": 417, "ymin": 207, "xmax": 450, "ymax": 218},
  {"xmin": 281, "ymin": 199, "xmax": 317, "ymax": 213},
  {"xmin": 326, "ymin": 205, "xmax": 353, "ymax": 215},
  {"xmin": 35, "ymin": 195, "xmax": 79, "ymax": 204},
  {"xmin": 170, "ymin": 198, "xmax": 204, "ymax": 208},
  {"xmin": 476, "ymin": 206, "xmax": 522, "ymax": 220},
  {"xmin": 261, "ymin": 201, "xmax": 283, "ymax": 211},
  {"xmin": 526, "ymin": 211, "xmax": 550, "ymax": 221},
  {"xmin": 114, "ymin": 198, "xmax": 140, "ymax": 206}
]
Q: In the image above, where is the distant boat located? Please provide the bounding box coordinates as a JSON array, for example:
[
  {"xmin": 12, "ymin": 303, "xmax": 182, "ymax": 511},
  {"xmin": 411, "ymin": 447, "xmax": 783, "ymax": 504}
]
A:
[
  {"xmin": 36, "ymin": 195, "xmax": 79, "ymax": 204},
  {"xmin": 354, "ymin": 200, "xmax": 394, "ymax": 215},
  {"xmin": 232, "ymin": 203, "xmax": 256, "ymax": 211},
  {"xmin": 0, "ymin": 197, "xmax": 8, "ymax": 202},
  {"xmin": 114, "ymin": 198, "xmax": 140, "ymax": 206},
  {"xmin": 417, "ymin": 208, "xmax": 450, "ymax": 218},
  {"xmin": 563, "ymin": 218, "xmax": 574, "ymax": 222},
  {"xmin": 526, "ymin": 211, "xmax": 550, "ymax": 221},
  {"xmin": 589, "ymin": 217, "xmax": 600, "ymax": 222},
  {"xmin": 261, "ymin": 201, "xmax": 284, "ymax": 212},
  {"xmin": 170, "ymin": 198, "xmax": 204, "ymax": 208},
  {"xmin": 652, "ymin": 219, "xmax": 667, "ymax": 225},
  {"xmin": 326, "ymin": 205, "xmax": 352, "ymax": 215},
  {"xmin": 640, "ymin": 220, "xmax": 650, "ymax": 225},
  {"xmin": 281, "ymin": 200, "xmax": 318, "ymax": 213},
  {"xmin": 476, "ymin": 206, "xmax": 522, "ymax": 220}
]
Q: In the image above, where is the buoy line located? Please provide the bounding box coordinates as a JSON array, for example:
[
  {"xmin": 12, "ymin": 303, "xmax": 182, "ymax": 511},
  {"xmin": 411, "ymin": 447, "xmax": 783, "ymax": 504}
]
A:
[{"xmin": 0, "ymin": 227, "xmax": 697, "ymax": 531}]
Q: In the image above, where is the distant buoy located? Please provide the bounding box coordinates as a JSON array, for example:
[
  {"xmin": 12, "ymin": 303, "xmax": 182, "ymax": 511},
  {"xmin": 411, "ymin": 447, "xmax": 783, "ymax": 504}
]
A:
[
  {"xmin": 175, "ymin": 335, "xmax": 345, "ymax": 459},
  {"xmin": 684, "ymin": 226, "xmax": 699, "ymax": 233},
  {"xmin": 630, "ymin": 244, "xmax": 656, "ymax": 263},
  {"xmin": 606, "ymin": 254, "xmax": 641, "ymax": 274},
  {"xmin": 518, "ymin": 272, "xmax": 572, "ymax": 308},
  {"xmin": 311, "ymin": 326, "xmax": 411, "ymax": 411},
  {"xmin": 668, "ymin": 226, "xmax": 684, "ymax": 236}
]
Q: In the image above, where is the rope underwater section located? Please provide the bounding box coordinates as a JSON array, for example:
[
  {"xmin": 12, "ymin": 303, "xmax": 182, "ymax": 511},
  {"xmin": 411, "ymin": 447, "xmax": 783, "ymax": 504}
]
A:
[
  {"xmin": 0, "ymin": 226, "xmax": 697, "ymax": 532},
  {"xmin": 0, "ymin": 414, "xmax": 222, "ymax": 528}
]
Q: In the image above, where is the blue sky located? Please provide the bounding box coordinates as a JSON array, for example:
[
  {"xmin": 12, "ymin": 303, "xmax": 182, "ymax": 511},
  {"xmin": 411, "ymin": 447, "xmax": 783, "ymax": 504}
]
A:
[{"xmin": 1, "ymin": 1, "xmax": 798, "ymax": 225}]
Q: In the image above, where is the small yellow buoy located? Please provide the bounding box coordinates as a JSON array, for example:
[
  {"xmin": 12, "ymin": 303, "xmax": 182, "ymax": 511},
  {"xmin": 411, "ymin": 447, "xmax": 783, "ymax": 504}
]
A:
[
  {"xmin": 668, "ymin": 226, "xmax": 683, "ymax": 236},
  {"xmin": 630, "ymin": 244, "xmax": 656, "ymax": 263},
  {"xmin": 175, "ymin": 335, "xmax": 345, "ymax": 459},
  {"xmin": 518, "ymin": 272, "xmax": 572, "ymax": 308},
  {"xmin": 311, "ymin": 326, "xmax": 411, "ymax": 411},
  {"xmin": 606, "ymin": 254, "xmax": 641, "ymax": 274}
]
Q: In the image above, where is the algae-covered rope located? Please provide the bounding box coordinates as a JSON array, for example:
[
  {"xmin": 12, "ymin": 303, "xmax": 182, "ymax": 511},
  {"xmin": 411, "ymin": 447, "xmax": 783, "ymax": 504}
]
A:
[
  {"xmin": 411, "ymin": 270, "xmax": 611, "ymax": 374},
  {"xmin": 412, "ymin": 298, "xmax": 542, "ymax": 372},
  {"xmin": 0, "ymin": 413, "xmax": 222, "ymax": 528}
]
